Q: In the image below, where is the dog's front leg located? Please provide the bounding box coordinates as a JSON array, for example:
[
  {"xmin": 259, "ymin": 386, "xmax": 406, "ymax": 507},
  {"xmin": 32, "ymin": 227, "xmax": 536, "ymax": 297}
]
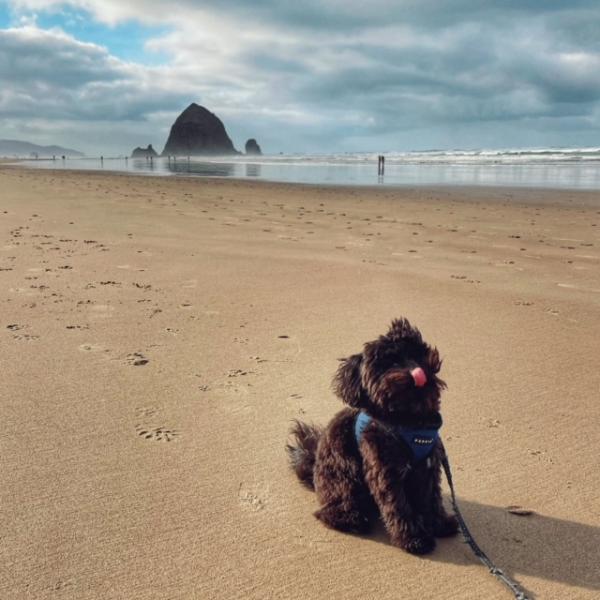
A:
[{"xmin": 361, "ymin": 434, "xmax": 435, "ymax": 554}]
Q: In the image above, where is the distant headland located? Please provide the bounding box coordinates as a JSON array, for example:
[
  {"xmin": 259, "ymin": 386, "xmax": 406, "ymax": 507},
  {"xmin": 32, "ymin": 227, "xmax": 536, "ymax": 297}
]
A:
[{"xmin": 0, "ymin": 139, "xmax": 84, "ymax": 158}]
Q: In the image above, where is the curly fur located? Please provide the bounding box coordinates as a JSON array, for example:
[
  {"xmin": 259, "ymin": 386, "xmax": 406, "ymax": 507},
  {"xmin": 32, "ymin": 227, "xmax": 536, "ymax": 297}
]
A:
[
  {"xmin": 287, "ymin": 318, "xmax": 458, "ymax": 554},
  {"xmin": 286, "ymin": 420, "xmax": 322, "ymax": 489}
]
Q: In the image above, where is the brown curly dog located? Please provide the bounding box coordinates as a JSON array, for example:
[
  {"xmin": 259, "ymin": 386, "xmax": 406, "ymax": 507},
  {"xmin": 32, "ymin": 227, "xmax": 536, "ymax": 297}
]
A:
[{"xmin": 287, "ymin": 318, "xmax": 458, "ymax": 554}]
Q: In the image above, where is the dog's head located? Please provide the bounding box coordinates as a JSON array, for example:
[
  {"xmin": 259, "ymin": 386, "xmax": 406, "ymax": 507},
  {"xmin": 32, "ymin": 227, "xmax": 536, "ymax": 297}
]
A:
[{"xmin": 333, "ymin": 318, "xmax": 446, "ymax": 426}]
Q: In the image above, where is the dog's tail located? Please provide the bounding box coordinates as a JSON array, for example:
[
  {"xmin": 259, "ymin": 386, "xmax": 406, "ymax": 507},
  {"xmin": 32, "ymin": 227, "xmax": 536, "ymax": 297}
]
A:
[{"xmin": 286, "ymin": 420, "xmax": 323, "ymax": 490}]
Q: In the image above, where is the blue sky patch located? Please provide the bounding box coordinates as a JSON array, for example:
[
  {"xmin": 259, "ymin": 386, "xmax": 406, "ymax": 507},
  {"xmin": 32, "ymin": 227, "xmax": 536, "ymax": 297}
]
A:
[
  {"xmin": 0, "ymin": 4, "xmax": 10, "ymax": 28},
  {"xmin": 0, "ymin": 3, "xmax": 170, "ymax": 64}
]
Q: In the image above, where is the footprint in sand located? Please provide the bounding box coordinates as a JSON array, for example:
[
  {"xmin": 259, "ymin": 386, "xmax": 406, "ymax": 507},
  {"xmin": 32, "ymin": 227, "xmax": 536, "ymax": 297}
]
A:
[
  {"xmin": 126, "ymin": 352, "xmax": 149, "ymax": 366},
  {"xmin": 134, "ymin": 406, "xmax": 178, "ymax": 441},
  {"xmin": 227, "ymin": 368, "xmax": 254, "ymax": 378},
  {"xmin": 79, "ymin": 343, "xmax": 110, "ymax": 354},
  {"xmin": 135, "ymin": 406, "xmax": 159, "ymax": 418},
  {"xmin": 249, "ymin": 355, "xmax": 268, "ymax": 364},
  {"xmin": 238, "ymin": 483, "xmax": 267, "ymax": 511},
  {"xmin": 12, "ymin": 332, "xmax": 40, "ymax": 341},
  {"xmin": 135, "ymin": 424, "xmax": 178, "ymax": 442},
  {"xmin": 450, "ymin": 274, "xmax": 480, "ymax": 284}
]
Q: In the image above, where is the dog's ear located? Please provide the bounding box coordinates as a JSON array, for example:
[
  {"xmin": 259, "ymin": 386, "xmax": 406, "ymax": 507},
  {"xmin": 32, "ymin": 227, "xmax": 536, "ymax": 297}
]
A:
[{"xmin": 333, "ymin": 353, "xmax": 367, "ymax": 407}]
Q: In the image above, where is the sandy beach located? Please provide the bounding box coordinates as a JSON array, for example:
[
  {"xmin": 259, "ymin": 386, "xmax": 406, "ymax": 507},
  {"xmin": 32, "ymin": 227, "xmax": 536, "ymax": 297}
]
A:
[{"xmin": 1, "ymin": 165, "xmax": 599, "ymax": 599}]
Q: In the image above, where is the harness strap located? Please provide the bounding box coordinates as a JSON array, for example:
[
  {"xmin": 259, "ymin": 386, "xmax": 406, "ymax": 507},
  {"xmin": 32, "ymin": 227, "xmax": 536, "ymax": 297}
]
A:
[
  {"xmin": 440, "ymin": 444, "xmax": 531, "ymax": 600},
  {"xmin": 355, "ymin": 411, "xmax": 439, "ymax": 462}
]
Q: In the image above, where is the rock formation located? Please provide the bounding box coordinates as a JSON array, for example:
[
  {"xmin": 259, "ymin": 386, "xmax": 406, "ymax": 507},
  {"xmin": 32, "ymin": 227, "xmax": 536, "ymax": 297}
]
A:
[
  {"xmin": 161, "ymin": 103, "xmax": 238, "ymax": 156},
  {"xmin": 131, "ymin": 144, "xmax": 158, "ymax": 158},
  {"xmin": 245, "ymin": 138, "xmax": 262, "ymax": 155}
]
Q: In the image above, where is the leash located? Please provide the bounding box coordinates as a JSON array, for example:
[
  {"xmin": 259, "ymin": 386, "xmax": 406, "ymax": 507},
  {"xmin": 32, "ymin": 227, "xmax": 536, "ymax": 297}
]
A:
[{"xmin": 440, "ymin": 447, "xmax": 531, "ymax": 600}]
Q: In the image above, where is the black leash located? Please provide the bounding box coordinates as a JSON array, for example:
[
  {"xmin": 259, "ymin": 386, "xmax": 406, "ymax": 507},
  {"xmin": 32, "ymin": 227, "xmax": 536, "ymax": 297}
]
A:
[{"xmin": 440, "ymin": 447, "xmax": 532, "ymax": 600}]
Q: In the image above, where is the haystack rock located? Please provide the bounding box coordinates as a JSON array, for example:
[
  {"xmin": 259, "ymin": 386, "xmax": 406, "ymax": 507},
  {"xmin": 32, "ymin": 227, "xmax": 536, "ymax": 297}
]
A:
[
  {"xmin": 131, "ymin": 144, "xmax": 158, "ymax": 158},
  {"xmin": 161, "ymin": 103, "xmax": 238, "ymax": 156},
  {"xmin": 245, "ymin": 138, "xmax": 262, "ymax": 155}
]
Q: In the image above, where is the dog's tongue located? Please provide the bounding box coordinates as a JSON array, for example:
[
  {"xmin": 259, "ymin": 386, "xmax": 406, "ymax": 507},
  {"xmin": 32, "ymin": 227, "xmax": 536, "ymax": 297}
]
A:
[{"xmin": 411, "ymin": 367, "xmax": 427, "ymax": 387}]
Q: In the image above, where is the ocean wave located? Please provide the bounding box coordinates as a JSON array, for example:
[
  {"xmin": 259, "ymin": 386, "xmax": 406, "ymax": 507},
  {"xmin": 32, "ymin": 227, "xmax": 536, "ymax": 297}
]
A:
[
  {"xmin": 19, "ymin": 147, "xmax": 600, "ymax": 190},
  {"xmin": 185, "ymin": 147, "xmax": 600, "ymax": 166}
]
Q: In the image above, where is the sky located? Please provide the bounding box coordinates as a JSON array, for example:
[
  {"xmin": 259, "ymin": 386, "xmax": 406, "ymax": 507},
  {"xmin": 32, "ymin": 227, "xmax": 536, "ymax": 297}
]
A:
[{"xmin": 2, "ymin": 1, "xmax": 600, "ymax": 155}]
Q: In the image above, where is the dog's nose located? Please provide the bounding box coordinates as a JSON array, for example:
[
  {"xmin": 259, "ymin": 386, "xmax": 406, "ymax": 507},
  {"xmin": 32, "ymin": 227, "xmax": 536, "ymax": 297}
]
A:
[{"xmin": 410, "ymin": 367, "xmax": 427, "ymax": 387}]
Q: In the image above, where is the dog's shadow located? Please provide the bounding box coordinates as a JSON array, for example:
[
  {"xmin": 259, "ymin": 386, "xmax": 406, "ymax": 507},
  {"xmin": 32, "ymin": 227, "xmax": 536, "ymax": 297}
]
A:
[{"xmin": 358, "ymin": 497, "xmax": 600, "ymax": 598}]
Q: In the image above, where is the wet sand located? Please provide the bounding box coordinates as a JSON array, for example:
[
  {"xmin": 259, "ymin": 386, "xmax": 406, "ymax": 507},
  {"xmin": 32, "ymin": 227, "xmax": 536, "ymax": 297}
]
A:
[{"xmin": 1, "ymin": 165, "xmax": 599, "ymax": 599}]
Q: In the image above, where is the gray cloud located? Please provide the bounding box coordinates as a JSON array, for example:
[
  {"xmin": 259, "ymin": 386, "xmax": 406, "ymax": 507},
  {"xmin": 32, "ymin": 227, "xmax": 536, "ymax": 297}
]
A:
[
  {"xmin": 4, "ymin": 1, "xmax": 600, "ymax": 153},
  {"xmin": 0, "ymin": 27, "xmax": 189, "ymax": 122}
]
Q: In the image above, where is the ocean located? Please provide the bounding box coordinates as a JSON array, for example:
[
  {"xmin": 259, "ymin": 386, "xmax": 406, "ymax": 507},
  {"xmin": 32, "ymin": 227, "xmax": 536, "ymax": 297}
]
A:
[{"xmin": 18, "ymin": 147, "xmax": 600, "ymax": 190}]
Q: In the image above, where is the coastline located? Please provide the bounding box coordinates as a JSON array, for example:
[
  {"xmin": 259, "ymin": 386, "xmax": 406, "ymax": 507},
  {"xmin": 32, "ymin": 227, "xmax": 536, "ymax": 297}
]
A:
[
  {"xmin": 1, "ymin": 165, "xmax": 599, "ymax": 599},
  {"xmin": 11, "ymin": 153, "xmax": 600, "ymax": 192},
  {"xmin": 6, "ymin": 160, "xmax": 600, "ymax": 206}
]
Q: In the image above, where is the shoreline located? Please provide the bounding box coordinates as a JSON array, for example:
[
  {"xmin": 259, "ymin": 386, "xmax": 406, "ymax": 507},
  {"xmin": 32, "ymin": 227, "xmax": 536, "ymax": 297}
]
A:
[
  {"xmin": 1, "ymin": 166, "xmax": 599, "ymax": 599},
  {"xmin": 4, "ymin": 161, "xmax": 600, "ymax": 207},
  {"xmin": 8, "ymin": 155, "xmax": 600, "ymax": 196}
]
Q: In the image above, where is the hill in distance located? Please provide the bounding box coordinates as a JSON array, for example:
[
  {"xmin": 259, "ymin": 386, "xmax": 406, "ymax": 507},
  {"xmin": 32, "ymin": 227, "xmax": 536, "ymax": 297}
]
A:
[{"xmin": 0, "ymin": 139, "xmax": 84, "ymax": 158}]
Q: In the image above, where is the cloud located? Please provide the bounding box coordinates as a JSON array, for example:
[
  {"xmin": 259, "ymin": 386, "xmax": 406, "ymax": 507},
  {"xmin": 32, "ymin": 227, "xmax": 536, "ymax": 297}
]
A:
[
  {"xmin": 0, "ymin": 26, "xmax": 191, "ymax": 119},
  {"xmin": 3, "ymin": 1, "xmax": 600, "ymax": 153}
]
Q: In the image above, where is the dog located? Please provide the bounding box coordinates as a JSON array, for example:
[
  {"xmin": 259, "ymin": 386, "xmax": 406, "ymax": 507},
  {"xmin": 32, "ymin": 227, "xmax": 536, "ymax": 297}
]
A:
[{"xmin": 286, "ymin": 318, "xmax": 458, "ymax": 554}]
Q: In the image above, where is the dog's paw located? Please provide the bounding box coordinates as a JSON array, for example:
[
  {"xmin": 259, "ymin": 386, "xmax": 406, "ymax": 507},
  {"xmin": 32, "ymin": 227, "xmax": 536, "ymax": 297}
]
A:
[
  {"xmin": 400, "ymin": 535, "xmax": 436, "ymax": 555},
  {"xmin": 434, "ymin": 514, "xmax": 459, "ymax": 538},
  {"xmin": 314, "ymin": 505, "xmax": 371, "ymax": 534}
]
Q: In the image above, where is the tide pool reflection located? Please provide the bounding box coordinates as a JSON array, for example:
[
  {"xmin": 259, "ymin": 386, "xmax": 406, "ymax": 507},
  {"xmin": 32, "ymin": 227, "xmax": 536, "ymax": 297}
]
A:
[
  {"xmin": 245, "ymin": 163, "xmax": 261, "ymax": 178},
  {"xmin": 20, "ymin": 156, "xmax": 600, "ymax": 190},
  {"xmin": 130, "ymin": 157, "xmax": 236, "ymax": 177},
  {"xmin": 168, "ymin": 159, "xmax": 236, "ymax": 177}
]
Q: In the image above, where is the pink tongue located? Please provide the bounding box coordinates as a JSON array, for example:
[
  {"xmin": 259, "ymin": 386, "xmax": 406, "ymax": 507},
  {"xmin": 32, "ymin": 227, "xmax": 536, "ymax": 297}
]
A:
[{"xmin": 411, "ymin": 367, "xmax": 427, "ymax": 387}]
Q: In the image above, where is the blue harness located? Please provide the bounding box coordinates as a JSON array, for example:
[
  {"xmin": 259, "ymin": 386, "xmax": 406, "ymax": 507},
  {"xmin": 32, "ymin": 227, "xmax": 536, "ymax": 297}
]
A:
[{"xmin": 354, "ymin": 411, "xmax": 440, "ymax": 463}]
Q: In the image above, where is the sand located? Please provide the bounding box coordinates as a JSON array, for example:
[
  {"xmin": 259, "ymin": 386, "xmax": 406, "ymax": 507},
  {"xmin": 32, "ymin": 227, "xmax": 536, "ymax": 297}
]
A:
[{"xmin": 1, "ymin": 165, "xmax": 599, "ymax": 599}]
